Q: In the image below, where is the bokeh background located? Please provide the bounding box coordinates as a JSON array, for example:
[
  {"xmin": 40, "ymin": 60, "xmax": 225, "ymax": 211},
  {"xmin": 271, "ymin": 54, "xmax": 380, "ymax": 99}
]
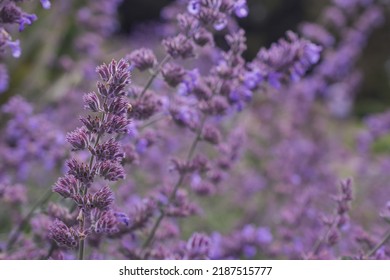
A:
[
  {"xmin": 2, "ymin": 0, "xmax": 390, "ymax": 117},
  {"xmin": 119, "ymin": 0, "xmax": 390, "ymax": 117}
]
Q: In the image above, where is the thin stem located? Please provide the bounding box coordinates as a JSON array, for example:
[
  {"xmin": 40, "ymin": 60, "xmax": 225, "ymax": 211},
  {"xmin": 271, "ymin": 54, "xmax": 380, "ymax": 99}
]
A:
[
  {"xmin": 364, "ymin": 229, "xmax": 390, "ymax": 259},
  {"xmin": 138, "ymin": 113, "xmax": 169, "ymax": 130},
  {"xmin": 141, "ymin": 76, "xmax": 222, "ymax": 253},
  {"xmin": 138, "ymin": 54, "xmax": 171, "ymax": 100},
  {"xmin": 78, "ymin": 231, "xmax": 85, "ymax": 260},
  {"xmin": 6, "ymin": 188, "xmax": 53, "ymax": 251},
  {"xmin": 42, "ymin": 243, "xmax": 56, "ymax": 260},
  {"xmin": 79, "ymin": 98, "xmax": 108, "ymax": 260},
  {"xmin": 307, "ymin": 223, "xmax": 335, "ymax": 259},
  {"xmin": 142, "ymin": 108, "xmax": 209, "ymax": 250}
]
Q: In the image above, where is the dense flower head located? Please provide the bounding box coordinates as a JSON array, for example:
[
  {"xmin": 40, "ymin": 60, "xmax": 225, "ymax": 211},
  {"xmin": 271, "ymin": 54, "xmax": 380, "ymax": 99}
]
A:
[
  {"xmin": 96, "ymin": 59, "xmax": 131, "ymax": 97},
  {"xmin": 104, "ymin": 114, "xmax": 131, "ymax": 134},
  {"xmin": 48, "ymin": 220, "xmax": 78, "ymax": 248},
  {"xmin": 53, "ymin": 175, "xmax": 79, "ymax": 199},
  {"xmin": 66, "ymin": 127, "xmax": 90, "ymax": 151},
  {"xmin": 161, "ymin": 63, "xmax": 186, "ymax": 87},
  {"xmin": 250, "ymin": 31, "xmax": 322, "ymax": 88},
  {"xmin": 91, "ymin": 209, "xmax": 118, "ymax": 234},
  {"xmin": 127, "ymin": 48, "xmax": 157, "ymax": 71},
  {"xmin": 106, "ymin": 96, "xmax": 131, "ymax": 116},
  {"xmin": 46, "ymin": 57, "xmax": 133, "ymax": 259},
  {"xmin": 0, "ymin": 2, "xmax": 37, "ymax": 31},
  {"xmin": 97, "ymin": 160, "xmax": 125, "ymax": 181},
  {"xmin": 91, "ymin": 138, "xmax": 124, "ymax": 162},
  {"xmin": 83, "ymin": 92, "xmax": 102, "ymax": 112},
  {"xmin": 163, "ymin": 34, "xmax": 195, "ymax": 59},
  {"xmin": 91, "ymin": 186, "xmax": 114, "ymax": 211},
  {"xmin": 66, "ymin": 158, "xmax": 96, "ymax": 186}
]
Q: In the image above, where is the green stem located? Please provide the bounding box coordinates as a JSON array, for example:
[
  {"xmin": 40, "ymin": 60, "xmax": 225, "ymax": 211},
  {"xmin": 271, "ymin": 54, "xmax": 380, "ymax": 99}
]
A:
[
  {"xmin": 78, "ymin": 231, "xmax": 85, "ymax": 260},
  {"xmin": 6, "ymin": 188, "xmax": 53, "ymax": 251},
  {"xmin": 78, "ymin": 98, "xmax": 108, "ymax": 260},
  {"xmin": 138, "ymin": 55, "xmax": 171, "ymax": 100},
  {"xmin": 138, "ymin": 113, "xmax": 169, "ymax": 130},
  {"xmin": 365, "ymin": 229, "xmax": 390, "ymax": 259},
  {"xmin": 142, "ymin": 112, "xmax": 208, "ymax": 250},
  {"xmin": 140, "ymin": 41, "xmax": 215, "ymax": 252}
]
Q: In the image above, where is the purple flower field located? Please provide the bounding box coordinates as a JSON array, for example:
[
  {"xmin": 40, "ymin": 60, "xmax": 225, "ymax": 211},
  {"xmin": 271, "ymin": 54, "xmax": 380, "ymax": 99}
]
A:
[{"xmin": 1, "ymin": 0, "xmax": 390, "ymax": 260}]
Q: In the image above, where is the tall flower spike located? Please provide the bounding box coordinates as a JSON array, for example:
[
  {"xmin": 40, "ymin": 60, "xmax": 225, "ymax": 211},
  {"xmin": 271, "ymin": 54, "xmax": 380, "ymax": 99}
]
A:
[{"xmin": 49, "ymin": 58, "xmax": 131, "ymax": 259}]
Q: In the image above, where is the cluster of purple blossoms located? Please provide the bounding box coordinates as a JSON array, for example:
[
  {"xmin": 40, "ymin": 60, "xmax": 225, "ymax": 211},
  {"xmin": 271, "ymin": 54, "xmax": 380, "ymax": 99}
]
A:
[{"xmin": 49, "ymin": 59, "xmax": 132, "ymax": 258}]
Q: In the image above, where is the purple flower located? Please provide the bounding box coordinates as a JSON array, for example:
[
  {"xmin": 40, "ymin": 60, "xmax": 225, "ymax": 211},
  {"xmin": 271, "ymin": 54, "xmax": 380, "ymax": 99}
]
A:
[
  {"xmin": 48, "ymin": 220, "xmax": 78, "ymax": 248},
  {"xmin": 80, "ymin": 115, "xmax": 102, "ymax": 134},
  {"xmin": 162, "ymin": 63, "xmax": 186, "ymax": 87},
  {"xmin": 40, "ymin": 0, "xmax": 51, "ymax": 10},
  {"xmin": 18, "ymin": 13, "xmax": 37, "ymax": 31},
  {"xmin": 251, "ymin": 31, "xmax": 322, "ymax": 87},
  {"xmin": 91, "ymin": 138, "xmax": 124, "ymax": 162},
  {"xmin": 0, "ymin": 3, "xmax": 37, "ymax": 31},
  {"xmin": 83, "ymin": 92, "xmax": 101, "ymax": 112},
  {"xmin": 114, "ymin": 212, "xmax": 130, "ymax": 227},
  {"xmin": 66, "ymin": 127, "xmax": 90, "ymax": 151},
  {"xmin": 186, "ymin": 232, "xmax": 211, "ymax": 258},
  {"xmin": 127, "ymin": 48, "xmax": 157, "ymax": 71},
  {"xmin": 53, "ymin": 175, "xmax": 79, "ymax": 199},
  {"xmin": 67, "ymin": 158, "xmax": 95, "ymax": 186},
  {"xmin": 234, "ymin": 0, "xmax": 249, "ymax": 18},
  {"xmin": 96, "ymin": 59, "xmax": 132, "ymax": 97},
  {"xmin": 163, "ymin": 34, "xmax": 195, "ymax": 59},
  {"xmin": 104, "ymin": 115, "xmax": 131, "ymax": 134},
  {"xmin": 202, "ymin": 124, "xmax": 221, "ymax": 145},
  {"xmin": 92, "ymin": 186, "xmax": 114, "ymax": 211},
  {"xmin": 92, "ymin": 210, "xmax": 118, "ymax": 234},
  {"xmin": 106, "ymin": 96, "xmax": 130, "ymax": 116},
  {"xmin": 97, "ymin": 160, "xmax": 125, "ymax": 181}
]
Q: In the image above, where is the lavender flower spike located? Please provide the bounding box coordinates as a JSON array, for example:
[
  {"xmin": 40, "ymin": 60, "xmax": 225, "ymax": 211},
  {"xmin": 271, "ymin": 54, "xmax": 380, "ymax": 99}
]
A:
[{"xmin": 49, "ymin": 58, "xmax": 132, "ymax": 259}]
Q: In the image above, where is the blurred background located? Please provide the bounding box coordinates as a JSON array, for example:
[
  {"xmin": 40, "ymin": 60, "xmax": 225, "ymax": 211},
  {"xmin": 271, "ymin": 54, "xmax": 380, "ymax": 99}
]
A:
[
  {"xmin": 119, "ymin": 0, "xmax": 390, "ymax": 117},
  {"xmin": 1, "ymin": 0, "xmax": 390, "ymax": 259},
  {"xmin": 1, "ymin": 0, "xmax": 389, "ymax": 117}
]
